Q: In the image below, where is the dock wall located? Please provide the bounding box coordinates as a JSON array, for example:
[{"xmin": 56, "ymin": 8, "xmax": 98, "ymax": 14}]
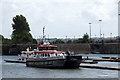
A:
[
  {"xmin": 56, "ymin": 44, "xmax": 90, "ymax": 53},
  {"xmin": 1, "ymin": 43, "xmax": 120, "ymax": 55},
  {"xmin": 2, "ymin": 44, "xmax": 37, "ymax": 55},
  {"xmin": 91, "ymin": 43, "xmax": 120, "ymax": 54}
]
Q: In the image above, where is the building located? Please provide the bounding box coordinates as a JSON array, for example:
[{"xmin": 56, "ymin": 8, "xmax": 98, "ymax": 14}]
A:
[{"xmin": 118, "ymin": 1, "xmax": 120, "ymax": 37}]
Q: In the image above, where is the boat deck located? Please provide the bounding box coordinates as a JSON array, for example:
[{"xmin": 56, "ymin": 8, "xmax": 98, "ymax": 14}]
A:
[{"xmin": 4, "ymin": 59, "xmax": 26, "ymax": 63}]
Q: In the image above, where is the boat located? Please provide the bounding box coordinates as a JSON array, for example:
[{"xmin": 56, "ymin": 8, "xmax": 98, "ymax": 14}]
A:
[
  {"xmin": 26, "ymin": 27, "xmax": 82, "ymax": 69},
  {"xmin": 17, "ymin": 48, "xmax": 35, "ymax": 61},
  {"xmin": 4, "ymin": 48, "xmax": 35, "ymax": 63},
  {"xmin": 26, "ymin": 41, "xmax": 82, "ymax": 69},
  {"xmin": 4, "ymin": 59, "xmax": 26, "ymax": 63}
]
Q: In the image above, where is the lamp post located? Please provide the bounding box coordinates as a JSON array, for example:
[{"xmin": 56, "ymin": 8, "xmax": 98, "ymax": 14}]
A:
[
  {"xmin": 118, "ymin": 2, "xmax": 120, "ymax": 54},
  {"xmin": 66, "ymin": 36, "xmax": 67, "ymax": 43},
  {"xmin": 74, "ymin": 36, "xmax": 75, "ymax": 40},
  {"xmin": 99, "ymin": 20, "xmax": 102, "ymax": 38},
  {"xmin": 43, "ymin": 26, "xmax": 45, "ymax": 42},
  {"xmin": 118, "ymin": 13, "xmax": 120, "ymax": 37},
  {"xmin": 89, "ymin": 23, "xmax": 92, "ymax": 43},
  {"xmin": 110, "ymin": 33, "xmax": 112, "ymax": 42}
]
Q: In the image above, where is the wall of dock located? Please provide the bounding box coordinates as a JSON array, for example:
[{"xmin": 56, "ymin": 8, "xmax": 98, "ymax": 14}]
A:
[
  {"xmin": 57, "ymin": 43, "xmax": 120, "ymax": 54},
  {"xmin": 56, "ymin": 44, "xmax": 90, "ymax": 53},
  {"xmin": 1, "ymin": 43, "xmax": 120, "ymax": 55},
  {"xmin": 2, "ymin": 44, "xmax": 37, "ymax": 55},
  {"xmin": 91, "ymin": 43, "xmax": 120, "ymax": 54}
]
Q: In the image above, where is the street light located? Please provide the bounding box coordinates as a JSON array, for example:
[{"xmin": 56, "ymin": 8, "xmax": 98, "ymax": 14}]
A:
[
  {"xmin": 43, "ymin": 26, "xmax": 45, "ymax": 42},
  {"xmin": 118, "ymin": 13, "xmax": 120, "ymax": 37},
  {"xmin": 66, "ymin": 36, "xmax": 67, "ymax": 43},
  {"xmin": 118, "ymin": 13, "xmax": 120, "ymax": 43},
  {"xmin": 74, "ymin": 36, "xmax": 75, "ymax": 40},
  {"xmin": 89, "ymin": 23, "xmax": 92, "ymax": 42},
  {"xmin": 99, "ymin": 20, "xmax": 102, "ymax": 38}
]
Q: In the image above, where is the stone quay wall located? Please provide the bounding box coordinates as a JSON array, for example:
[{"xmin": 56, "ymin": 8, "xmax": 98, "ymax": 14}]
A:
[{"xmin": 1, "ymin": 43, "xmax": 120, "ymax": 55}]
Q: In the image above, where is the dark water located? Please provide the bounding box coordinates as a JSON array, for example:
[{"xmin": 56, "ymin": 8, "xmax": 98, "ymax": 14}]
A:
[{"xmin": 1, "ymin": 54, "xmax": 120, "ymax": 78}]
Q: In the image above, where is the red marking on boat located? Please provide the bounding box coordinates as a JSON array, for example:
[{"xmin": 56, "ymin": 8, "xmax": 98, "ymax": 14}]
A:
[
  {"xmin": 22, "ymin": 51, "xmax": 34, "ymax": 53},
  {"xmin": 34, "ymin": 51, "xmax": 63, "ymax": 54},
  {"xmin": 38, "ymin": 45, "xmax": 57, "ymax": 47}
]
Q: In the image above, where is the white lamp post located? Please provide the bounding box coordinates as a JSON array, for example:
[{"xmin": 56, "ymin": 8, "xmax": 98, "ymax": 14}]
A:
[
  {"xmin": 89, "ymin": 23, "xmax": 92, "ymax": 42},
  {"xmin": 99, "ymin": 20, "xmax": 102, "ymax": 38}
]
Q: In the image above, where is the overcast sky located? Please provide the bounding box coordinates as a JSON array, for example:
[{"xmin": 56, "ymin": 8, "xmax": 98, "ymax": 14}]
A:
[{"xmin": 0, "ymin": 0, "xmax": 119, "ymax": 39}]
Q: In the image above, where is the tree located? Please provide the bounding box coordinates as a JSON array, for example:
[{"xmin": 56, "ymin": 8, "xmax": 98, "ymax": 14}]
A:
[
  {"xmin": 0, "ymin": 34, "xmax": 12, "ymax": 44},
  {"xmin": 11, "ymin": 15, "xmax": 34, "ymax": 43},
  {"xmin": 82, "ymin": 33, "xmax": 89, "ymax": 43},
  {"xmin": 0, "ymin": 34, "xmax": 4, "ymax": 44},
  {"xmin": 73, "ymin": 38, "xmax": 82, "ymax": 43},
  {"xmin": 0, "ymin": 34, "xmax": 4, "ymax": 40},
  {"xmin": 52, "ymin": 39, "xmax": 65, "ymax": 44},
  {"xmin": 66, "ymin": 40, "xmax": 72, "ymax": 44},
  {"xmin": 73, "ymin": 33, "xmax": 89, "ymax": 43}
]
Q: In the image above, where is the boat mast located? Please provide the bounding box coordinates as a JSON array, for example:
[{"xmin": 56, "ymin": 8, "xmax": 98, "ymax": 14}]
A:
[
  {"xmin": 43, "ymin": 26, "xmax": 45, "ymax": 42},
  {"xmin": 42, "ymin": 26, "xmax": 50, "ymax": 45}
]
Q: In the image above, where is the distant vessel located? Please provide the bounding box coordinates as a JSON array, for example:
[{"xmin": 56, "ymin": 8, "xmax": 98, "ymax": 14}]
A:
[
  {"xmin": 17, "ymin": 48, "xmax": 35, "ymax": 61},
  {"xmin": 4, "ymin": 48, "xmax": 35, "ymax": 63}
]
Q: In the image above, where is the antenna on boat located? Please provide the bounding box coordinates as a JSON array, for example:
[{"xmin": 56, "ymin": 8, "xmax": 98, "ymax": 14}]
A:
[
  {"xmin": 42, "ymin": 26, "xmax": 50, "ymax": 45},
  {"xmin": 43, "ymin": 26, "xmax": 45, "ymax": 42}
]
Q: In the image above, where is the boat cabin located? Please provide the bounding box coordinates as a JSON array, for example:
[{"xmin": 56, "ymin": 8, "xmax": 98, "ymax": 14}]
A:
[
  {"xmin": 34, "ymin": 51, "xmax": 66, "ymax": 58},
  {"xmin": 38, "ymin": 45, "xmax": 57, "ymax": 51},
  {"xmin": 18, "ymin": 44, "xmax": 66, "ymax": 60},
  {"xmin": 18, "ymin": 51, "xmax": 35, "ymax": 60}
]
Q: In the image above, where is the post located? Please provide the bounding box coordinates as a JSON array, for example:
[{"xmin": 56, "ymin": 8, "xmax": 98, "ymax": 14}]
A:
[
  {"xmin": 43, "ymin": 26, "xmax": 45, "ymax": 42},
  {"xmin": 66, "ymin": 36, "xmax": 67, "ymax": 44},
  {"xmin": 99, "ymin": 20, "xmax": 102, "ymax": 39},
  {"xmin": 118, "ymin": 1, "xmax": 120, "ymax": 43},
  {"xmin": 118, "ymin": 1, "xmax": 120, "ymax": 37},
  {"xmin": 118, "ymin": 1, "xmax": 120, "ymax": 53},
  {"xmin": 74, "ymin": 36, "xmax": 75, "ymax": 40},
  {"xmin": 89, "ymin": 23, "xmax": 92, "ymax": 43}
]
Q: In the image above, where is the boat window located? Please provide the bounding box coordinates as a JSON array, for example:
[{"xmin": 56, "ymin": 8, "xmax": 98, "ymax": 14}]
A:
[
  {"xmin": 43, "ymin": 53, "xmax": 46, "ymax": 57},
  {"xmin": 55, "ymin": 53, "xmax": 57, "ymax": 56},
  {"xmin": 45, "ymin": 54, "xmax": 47, "ymax": 57},
  {"xmin": 39, "ymin": 47, "xmax": 57, "ymax": 51},
  {"xmin": 48, "ymin": 54, "xmax": 50, "ymax": 57},
  {"xmin": 50, "ymin": 47, "xmax": 57, "ymax": 50},
  {"xmin": 41, "ymin": 54, "xmax": 44, "ymax": 57},
  {"xmin": 39, "ymin": 47, "xmax": 45, "ymax": 51},
  {"xmin": 50, "ymin": 53, "xmax": 54, "ymax": 57},
  {"xmin": 38, "ymin": 54, "xmax": 41, "ymax": 56}
]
